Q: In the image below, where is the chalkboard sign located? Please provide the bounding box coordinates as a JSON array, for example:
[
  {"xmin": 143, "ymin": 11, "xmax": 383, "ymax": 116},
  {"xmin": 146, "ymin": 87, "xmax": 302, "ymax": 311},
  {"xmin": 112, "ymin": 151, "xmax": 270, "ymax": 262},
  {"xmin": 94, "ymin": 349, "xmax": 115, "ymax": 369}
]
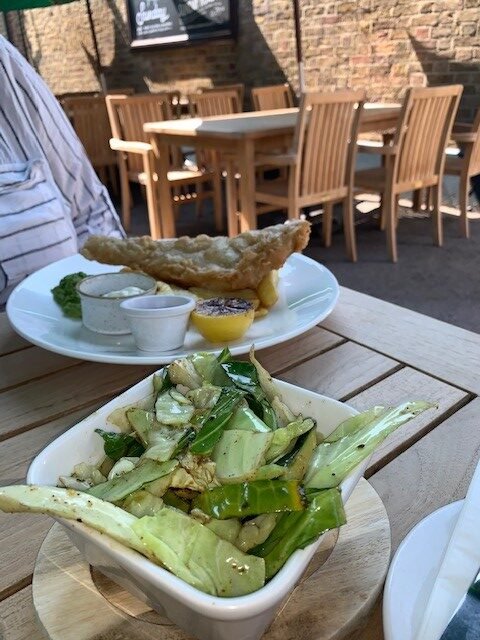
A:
[{"xmin": 127, "ymin": 0, "xmax": 237, "ymax": 48}]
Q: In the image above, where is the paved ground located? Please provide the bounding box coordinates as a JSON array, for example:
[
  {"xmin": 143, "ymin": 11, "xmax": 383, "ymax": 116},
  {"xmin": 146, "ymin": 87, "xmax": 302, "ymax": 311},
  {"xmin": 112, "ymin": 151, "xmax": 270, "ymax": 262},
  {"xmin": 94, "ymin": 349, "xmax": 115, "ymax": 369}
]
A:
[{"xmin": 123, "ymin": 169, "xmax": 480, "ymax": 334}]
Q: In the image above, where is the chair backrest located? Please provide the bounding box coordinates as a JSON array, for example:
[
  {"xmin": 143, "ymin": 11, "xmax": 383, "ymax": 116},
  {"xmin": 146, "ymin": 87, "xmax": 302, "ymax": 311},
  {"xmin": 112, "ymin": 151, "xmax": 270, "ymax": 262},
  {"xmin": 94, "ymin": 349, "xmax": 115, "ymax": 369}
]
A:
[
  {"xmin": 150, "ymin": 89, "xmax": 182, "ymax": 119},
  {"xmin": 106, "ymin": 94, "xmax": 173, "ymax": 174},
  {"xmin": 198, "ymin": 83, "xmax": 245, "ymax": 109},
  {"xmin": 251, "ymin": 84, "xmax": 294, "ymax": 111},
  {"xmin": 463, "ymin": 108, "xmax": 480, "ymax": 178},
  {"xmin": 62, "ymin": 96, "xmax": 115, "ymax": 168},
  {"xmin": 292, "ymin": 90, "xmax": 365, "ymax": 199},
  {"xmin": 188, "ymin": 89, "xmax": 242, "ymax": 117},
  {"xmin": 393, "ymin": 85, "xmax": 463, "ymax": 189}
]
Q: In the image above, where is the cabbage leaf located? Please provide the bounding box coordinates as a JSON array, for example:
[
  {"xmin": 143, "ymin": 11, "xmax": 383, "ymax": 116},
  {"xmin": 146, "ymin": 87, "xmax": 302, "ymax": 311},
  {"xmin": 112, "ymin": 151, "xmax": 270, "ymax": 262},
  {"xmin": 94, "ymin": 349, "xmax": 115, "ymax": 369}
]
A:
[{"xmin": 132, "ymin": 507, "xmax": 265, "ymax": 596}]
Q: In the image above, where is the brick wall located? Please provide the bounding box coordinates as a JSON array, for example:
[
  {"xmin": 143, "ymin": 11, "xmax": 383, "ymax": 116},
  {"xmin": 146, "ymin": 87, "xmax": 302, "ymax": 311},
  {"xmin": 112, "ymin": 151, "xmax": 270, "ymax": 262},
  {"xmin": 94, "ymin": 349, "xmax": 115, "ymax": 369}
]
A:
[
  {"xmin": 237, "ymin": 0, "xmax": 480, "ymax": 120},
  {"xmin": 3, "ymin": 0, "xmax": 480, "ymax": 119},
  {"xmin": 5, "ymin": 1, "xmax": 237, "ymax": 95}
]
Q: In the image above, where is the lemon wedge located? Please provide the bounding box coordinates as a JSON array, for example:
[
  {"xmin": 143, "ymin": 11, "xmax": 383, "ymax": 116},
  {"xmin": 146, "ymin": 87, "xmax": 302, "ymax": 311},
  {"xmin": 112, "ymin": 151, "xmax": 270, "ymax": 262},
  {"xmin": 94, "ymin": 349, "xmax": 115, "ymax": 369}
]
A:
[
  {"xmin": 257, "ymin": 271, "xmax": 279, "ymax": 308},
  {"xmin": 191, "ymin": 298, "xmax": 255, "ymax": 343}
]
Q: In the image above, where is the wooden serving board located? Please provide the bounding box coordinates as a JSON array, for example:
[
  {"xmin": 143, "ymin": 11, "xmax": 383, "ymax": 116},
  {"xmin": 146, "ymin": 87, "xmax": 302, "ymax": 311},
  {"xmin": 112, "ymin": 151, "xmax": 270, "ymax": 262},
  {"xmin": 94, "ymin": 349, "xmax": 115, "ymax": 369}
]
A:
[{"xmin": 32, "ymin": 478, "xmax": 390, "ymax": 640}]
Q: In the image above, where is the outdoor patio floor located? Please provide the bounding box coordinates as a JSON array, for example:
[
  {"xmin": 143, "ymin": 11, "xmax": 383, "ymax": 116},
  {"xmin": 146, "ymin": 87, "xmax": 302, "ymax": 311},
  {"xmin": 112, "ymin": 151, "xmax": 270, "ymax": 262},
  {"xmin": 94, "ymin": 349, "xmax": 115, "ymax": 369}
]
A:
[{"xmin": 123, "ymin": 173, "xmax": 480, "ymax": 334}]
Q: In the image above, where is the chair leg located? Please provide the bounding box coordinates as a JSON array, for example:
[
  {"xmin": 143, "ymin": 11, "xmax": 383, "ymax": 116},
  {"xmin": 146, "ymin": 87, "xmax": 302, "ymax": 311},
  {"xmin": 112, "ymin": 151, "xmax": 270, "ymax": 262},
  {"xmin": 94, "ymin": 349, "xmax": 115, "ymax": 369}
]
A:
[
  {"xmin": 379, "ymin": 193, "xmax": 387, "ymax": 231},
  {"xmin": 144, "ymin": 154, "xmax": 162, "ymax": 240},
  {"xmin": 288, "ymin": 199, "xmax": 299, "ymax": 220},
  {"xmin": 108, "ymin": 165, "xmax": 119, "ymax": 197},
  {"xmin": 432, "ymin": 184, "xmax": 443, "ymax": 247},
  {"xmin": 343, "ymin": 196, "xmax": 357, "ymax": 262},
  {"xmin": 322, "ymin": 203, "xmax": 333, "ymax": 248},
  {"xmin": 213, "ymin": 171, "xmax": 223, "ymax": 232},
  {"xmin": 425, "ymin": 187, "xmax": 433, "ymax": 213},
  {"xmin": 226, "ymin": 161, "xmax": 238, "ymax": 237},
  {"xmin": 385, "ymin": 190, "xmax": 398, "ymax": 262},
  {"xmin": 459, "ymin": 174, "xmax": 470, "ymax": 239},
  {"xmin": 412, "ymin": 188, "xmax": 424, "ymax": 213},
  {"xmin": 119, "ymin": 171, "xmax": 132, "ymax": 232},
  {"xmin": 195, "ymin": 182, "xmax": 204, "ymax": 219}
]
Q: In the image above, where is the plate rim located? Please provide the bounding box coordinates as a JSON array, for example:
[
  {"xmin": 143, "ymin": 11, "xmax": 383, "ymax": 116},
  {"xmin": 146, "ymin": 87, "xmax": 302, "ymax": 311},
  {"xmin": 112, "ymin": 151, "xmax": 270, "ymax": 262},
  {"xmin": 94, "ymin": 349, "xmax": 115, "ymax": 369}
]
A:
[
  {"xmin": 6, "ymin": 252, "xmax": 339, "ymax": 365},
  {"xmin": 382, "ymin": 499, "xmax": 464, "ymax": 640}
]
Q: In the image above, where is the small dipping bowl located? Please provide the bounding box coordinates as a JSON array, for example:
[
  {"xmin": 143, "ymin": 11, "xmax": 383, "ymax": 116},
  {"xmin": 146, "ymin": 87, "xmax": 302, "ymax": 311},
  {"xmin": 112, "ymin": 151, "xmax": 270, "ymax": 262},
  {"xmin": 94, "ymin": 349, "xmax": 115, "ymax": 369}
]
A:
[
  {"xmin": 120, "ymin": 295, "xmax": 196, "ymax": 352},
  {"xmin": 77, "ymin": 272, "xmax": 157, "ymax": 335}
]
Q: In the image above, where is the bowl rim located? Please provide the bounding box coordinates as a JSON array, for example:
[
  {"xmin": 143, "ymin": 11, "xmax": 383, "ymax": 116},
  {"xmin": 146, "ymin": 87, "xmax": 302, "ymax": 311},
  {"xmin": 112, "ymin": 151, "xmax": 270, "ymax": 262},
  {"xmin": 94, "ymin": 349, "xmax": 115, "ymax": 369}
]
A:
[
  {"xmin": 120, "ymin": 294, "xmax": 196, "ymax": 315},
  {"xmin": 26, "ymin": 372, "xmax": 366, "ymax": 620},
  {"xmin": 76, "ymin": 272, "xmax": 157, "ymax": 299}
]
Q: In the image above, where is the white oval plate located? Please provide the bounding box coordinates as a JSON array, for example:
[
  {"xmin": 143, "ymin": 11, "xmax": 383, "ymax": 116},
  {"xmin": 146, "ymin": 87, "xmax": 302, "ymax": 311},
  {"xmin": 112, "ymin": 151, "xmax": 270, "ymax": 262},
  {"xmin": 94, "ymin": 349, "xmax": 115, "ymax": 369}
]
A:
[
  {"xmin": 6, "ymin": 253, "xmax": 339, "ymax": 365},
  {"xmin": 383, "ymin": 500, "xmax": 463, "ymax": 640}
]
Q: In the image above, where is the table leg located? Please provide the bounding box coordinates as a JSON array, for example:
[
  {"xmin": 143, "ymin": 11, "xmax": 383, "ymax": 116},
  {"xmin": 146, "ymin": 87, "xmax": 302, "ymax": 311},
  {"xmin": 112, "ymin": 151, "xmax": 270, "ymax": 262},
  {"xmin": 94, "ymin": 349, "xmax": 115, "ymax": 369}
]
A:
[
  {"xmin": 380, "ymin": 132, "xmax": 395, "ymax": 228},
  {"xmin": 225, "ymin": 157, "xmax": 239, "ymax": 237},
  {"xmin": 150, "ymin": 134, "xmax": 176, "ymax": 238},
  {"xmin": 144, "ymin": 150, "xmax": 162, "ymax": 240},
  {"xmin": 238, "ymin": 139, "xmax": 256, "ymax": 232},
  {"xmin": 412, "ymin": 188, "xmax": 424, "ymax": 212}
]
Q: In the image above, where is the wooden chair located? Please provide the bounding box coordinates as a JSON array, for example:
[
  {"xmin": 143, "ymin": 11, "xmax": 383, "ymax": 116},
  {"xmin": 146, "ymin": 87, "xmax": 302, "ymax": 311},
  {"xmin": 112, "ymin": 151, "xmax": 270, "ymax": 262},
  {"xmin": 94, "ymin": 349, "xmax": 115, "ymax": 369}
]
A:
[
  {"xmin": 62, "ymin": 96, "xmax": 118, "ymax": 192},
  {"xmin": 151, "ymin": 89, "xmax": 182, "ymax": 119},
  {"xmin": 444, "ymin": 108, "xmax": 480, "ymax": 239},
  {"xmin": 251, "ymin": 84, "xmax": 294, "ymax": 111},
  {"xmin": 355, "ymin": 85, "xmax": 463, "ymax": 262},
  {"xmin": 254, "ymin": 90, "xmax": 366, "ymax": 261},
  {"xmin": 197, "ymin": 84, "xmax": 245, "ymax": 110},
  {"xmin": 106, "ymin": 94, "xmax": 222, "ymax": 238},
  {"xmin": 188, "ymin": 89, "xmax": 242, "ymax": 117},
  {"xmin": 190, "ymin": 87, "xmax": 285, "ymax": 236}
]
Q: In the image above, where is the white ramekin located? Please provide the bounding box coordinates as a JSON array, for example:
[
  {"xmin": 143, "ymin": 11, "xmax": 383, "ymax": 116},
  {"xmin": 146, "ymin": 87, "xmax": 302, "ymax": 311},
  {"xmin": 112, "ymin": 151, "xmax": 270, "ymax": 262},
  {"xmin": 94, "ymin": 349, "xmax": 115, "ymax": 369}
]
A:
[
  {"xmin": 120, "ymin": 294, "xmax": 195, "ymax": 351},
  {"xmin": 27, "ymin": 374, "xmax": 367, "ymax": 640},
  {"xmin": 76, "ymin": 272, "xmax": 157, "ymax": 335}
]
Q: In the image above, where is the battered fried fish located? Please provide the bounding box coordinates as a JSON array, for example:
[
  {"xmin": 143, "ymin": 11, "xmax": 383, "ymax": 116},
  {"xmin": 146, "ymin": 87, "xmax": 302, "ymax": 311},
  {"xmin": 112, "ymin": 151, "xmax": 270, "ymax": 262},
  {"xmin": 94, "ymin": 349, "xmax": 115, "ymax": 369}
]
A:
[{"xmin": 81, "ymin": 221, "xmax": 311, "ymax": 291}]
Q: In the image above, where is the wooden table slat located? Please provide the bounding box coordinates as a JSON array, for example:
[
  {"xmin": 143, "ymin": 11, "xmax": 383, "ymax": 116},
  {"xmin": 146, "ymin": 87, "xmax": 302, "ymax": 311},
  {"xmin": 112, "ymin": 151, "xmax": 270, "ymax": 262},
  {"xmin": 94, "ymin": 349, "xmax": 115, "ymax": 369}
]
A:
[
  {"xmin": 370, "ymin": 397, "xmax": 480, "ymax": 553},
  {"xmin": 0, "ymin": 362, "xmax": 155, "ymax": 441},
  {"xmin": 0, "ymin": 404, "xmax": 101, "ymax": 485},
  {"xmin": 0, "ymin": 347, "xmax": 81, "ymax": 392},
  {"xmin": 0, "ymin": 515, "xmax": 51, "ymax": 601},
  {"xmin": 322, "ymin": 287, "xmax": 480, "ymax": 395},
  {"xmin": 348, "ymin": 367, "xmax": 469, "ymax": 476},
  {"xmin": 0, "ymin": 586, "xmax": 44, "ymax": 640},
  {"xmin": 0, "ymin": 315, "xmax": 29, "ymax": 357},
  {"xmin": 0, "ymin": 405, "xmax": 103, "ymax": 599},
  {"xmin": 257, "ymin": 326, "xmax": 344, "ymax": 375},
  {"xmin": 279, "ymin": 341, "xmax": 401, "ymax": 401}
]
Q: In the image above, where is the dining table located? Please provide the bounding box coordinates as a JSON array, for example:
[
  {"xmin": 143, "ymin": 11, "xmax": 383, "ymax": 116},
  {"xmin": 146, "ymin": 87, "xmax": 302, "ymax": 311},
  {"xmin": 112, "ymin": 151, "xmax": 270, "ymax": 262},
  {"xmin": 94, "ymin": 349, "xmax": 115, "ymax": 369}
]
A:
[
  {"xmin": 1, "ymin": 285, "xmax": 479, "ymax": 639},
  {"xmin": 144, "ymin": 104, "xmax": 401, "ymax": 239}
]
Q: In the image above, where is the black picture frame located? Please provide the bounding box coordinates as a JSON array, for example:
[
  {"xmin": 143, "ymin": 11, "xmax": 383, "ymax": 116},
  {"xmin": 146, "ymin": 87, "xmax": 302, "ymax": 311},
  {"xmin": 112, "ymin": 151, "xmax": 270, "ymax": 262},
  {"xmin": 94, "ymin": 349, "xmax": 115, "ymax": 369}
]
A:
[{"xmin": 126, "ymin": 0, "xmax": 237, "ymax": 49}]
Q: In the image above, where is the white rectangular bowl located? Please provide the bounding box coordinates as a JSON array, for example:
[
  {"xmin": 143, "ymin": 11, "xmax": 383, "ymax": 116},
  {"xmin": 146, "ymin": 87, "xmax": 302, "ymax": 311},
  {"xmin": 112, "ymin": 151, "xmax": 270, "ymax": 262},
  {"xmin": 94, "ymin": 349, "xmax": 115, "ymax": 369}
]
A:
[{"xmin": 28, "ymin": 372, "xmax": 368, "ymax": 640}]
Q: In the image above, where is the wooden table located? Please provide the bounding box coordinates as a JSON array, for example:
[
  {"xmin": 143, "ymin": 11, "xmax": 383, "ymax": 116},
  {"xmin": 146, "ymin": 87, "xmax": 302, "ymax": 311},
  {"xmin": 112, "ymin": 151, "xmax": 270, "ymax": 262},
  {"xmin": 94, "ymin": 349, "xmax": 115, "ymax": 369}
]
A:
[
  {"xmin": 1, "ymin": 288, "xmax": 480, "ymax": 639},
  {"xmin": 144, "ymin": 104, "xmax": 401, "ymax": 238}
]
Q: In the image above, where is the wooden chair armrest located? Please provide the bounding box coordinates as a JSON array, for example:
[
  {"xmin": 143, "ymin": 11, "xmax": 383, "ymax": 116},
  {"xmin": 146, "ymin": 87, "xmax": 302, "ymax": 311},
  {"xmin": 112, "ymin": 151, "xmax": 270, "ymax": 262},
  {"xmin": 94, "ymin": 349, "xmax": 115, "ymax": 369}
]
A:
[
  {"xmin": 109, "ymin": 138, "xmax": 152, "ymax": 154},
  {"xmin": 255, "ymin": 152, "xmax": 297, "ymax": 167},
  {"xmin": 451, "ymin": 132, "xmax": 477, "ymax": 144},
  {"xmin": 357, "ymin": 143, "xmax": 398, "ymax": 156}
]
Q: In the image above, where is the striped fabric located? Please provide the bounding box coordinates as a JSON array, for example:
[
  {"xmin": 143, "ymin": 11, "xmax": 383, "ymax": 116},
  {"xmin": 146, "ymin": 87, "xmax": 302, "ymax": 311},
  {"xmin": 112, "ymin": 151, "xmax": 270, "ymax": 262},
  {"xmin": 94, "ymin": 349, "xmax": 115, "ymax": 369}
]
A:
[
  {"xmin": 0, "ymin": 35, "xmax": 124, "ymax": 300},
  {"xmin": 0, "ymin": 159, "xmax": 78, "ymax": 293}
]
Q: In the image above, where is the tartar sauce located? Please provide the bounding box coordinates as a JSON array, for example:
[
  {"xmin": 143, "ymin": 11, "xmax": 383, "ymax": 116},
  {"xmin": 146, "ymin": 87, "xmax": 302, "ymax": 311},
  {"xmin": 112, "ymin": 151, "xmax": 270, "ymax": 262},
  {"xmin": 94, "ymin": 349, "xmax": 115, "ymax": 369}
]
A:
[{"xmin": 102, "ymin": 286, "xmax": 146, "ymax": 298}]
